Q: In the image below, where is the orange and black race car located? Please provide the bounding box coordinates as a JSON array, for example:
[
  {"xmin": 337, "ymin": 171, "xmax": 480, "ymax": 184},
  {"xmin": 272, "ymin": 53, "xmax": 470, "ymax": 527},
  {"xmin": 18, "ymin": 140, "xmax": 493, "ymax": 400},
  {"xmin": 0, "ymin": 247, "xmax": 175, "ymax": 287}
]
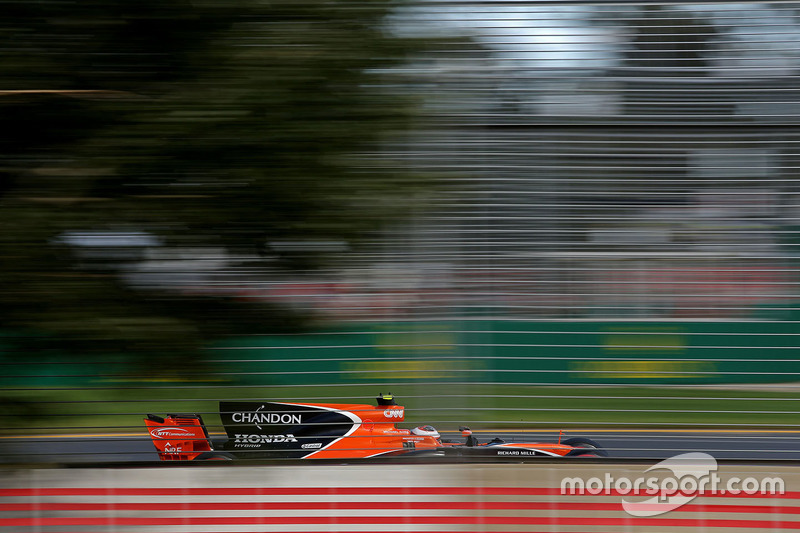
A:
[{"xmin": 144, "ymin": 393, "xmax": 607, "ymax": 461}]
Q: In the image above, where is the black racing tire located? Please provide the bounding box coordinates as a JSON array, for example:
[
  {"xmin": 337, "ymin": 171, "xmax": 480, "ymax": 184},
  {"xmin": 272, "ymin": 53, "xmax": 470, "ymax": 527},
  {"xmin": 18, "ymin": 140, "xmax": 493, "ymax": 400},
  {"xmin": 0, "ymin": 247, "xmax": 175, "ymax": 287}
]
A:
[
  {"xmin": 195, "ymin": 451, "xmax": 236, "ymax": 461},
  {"xmin": 562, "ymin": 437, "xmax": 608, "ymax": 457}
]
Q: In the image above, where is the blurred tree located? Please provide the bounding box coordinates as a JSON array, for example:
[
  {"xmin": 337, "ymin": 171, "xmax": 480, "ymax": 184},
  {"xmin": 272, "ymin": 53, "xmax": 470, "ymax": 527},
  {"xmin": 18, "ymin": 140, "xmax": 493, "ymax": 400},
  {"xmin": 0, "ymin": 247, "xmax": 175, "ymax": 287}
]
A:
[
  {"xmin": 622, "ymin": 5, "xmax": 718, "ymax": 75},
  {"xmin": 0, "ymin": 0, "xmax": 431, "ymax": 369}
]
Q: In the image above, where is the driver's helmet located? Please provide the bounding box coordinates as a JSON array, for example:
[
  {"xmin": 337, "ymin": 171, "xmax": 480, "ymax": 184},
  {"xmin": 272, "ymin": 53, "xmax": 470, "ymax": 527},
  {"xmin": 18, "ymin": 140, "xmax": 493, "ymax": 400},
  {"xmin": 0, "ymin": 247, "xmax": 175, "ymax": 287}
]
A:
[{"xmin": 410, "ymin": 425, "xmax": 440, "ymax": 438}]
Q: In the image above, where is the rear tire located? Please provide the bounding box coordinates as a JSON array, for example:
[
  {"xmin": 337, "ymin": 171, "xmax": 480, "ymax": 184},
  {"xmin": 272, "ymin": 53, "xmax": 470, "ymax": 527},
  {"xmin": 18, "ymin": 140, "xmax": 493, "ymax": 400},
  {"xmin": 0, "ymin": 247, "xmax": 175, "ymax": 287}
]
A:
[
  {"xmin": 562, "ymin": 437, "xmax": 608, "ymax": 457},
  {"xmin": 195, "ymin": 451, "xmax": 236, "ymax": 461}
]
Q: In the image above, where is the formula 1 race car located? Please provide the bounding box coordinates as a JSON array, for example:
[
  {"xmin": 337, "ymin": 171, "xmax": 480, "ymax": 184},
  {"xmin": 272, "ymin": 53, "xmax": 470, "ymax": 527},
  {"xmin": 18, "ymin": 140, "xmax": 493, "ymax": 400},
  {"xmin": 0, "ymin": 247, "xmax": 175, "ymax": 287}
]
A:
[{"xmin": 144, "ymin": 393, "xmax": 607, "ymax": 461}]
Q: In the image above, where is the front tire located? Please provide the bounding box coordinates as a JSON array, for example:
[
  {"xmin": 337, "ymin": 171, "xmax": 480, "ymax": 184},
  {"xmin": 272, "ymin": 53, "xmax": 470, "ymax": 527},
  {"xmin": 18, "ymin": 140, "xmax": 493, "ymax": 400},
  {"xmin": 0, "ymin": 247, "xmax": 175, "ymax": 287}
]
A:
[{"xmin": 563, "ymin": 437, "xmax": 608, "ymax": 457}]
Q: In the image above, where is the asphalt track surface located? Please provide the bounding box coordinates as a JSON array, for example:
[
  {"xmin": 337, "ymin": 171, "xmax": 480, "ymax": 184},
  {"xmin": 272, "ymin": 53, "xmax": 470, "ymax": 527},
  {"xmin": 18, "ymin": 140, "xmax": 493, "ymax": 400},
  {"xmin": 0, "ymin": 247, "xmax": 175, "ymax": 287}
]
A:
[{"xmin": 3, "ymin": 429, "xmax": 799, "ymax": 464}]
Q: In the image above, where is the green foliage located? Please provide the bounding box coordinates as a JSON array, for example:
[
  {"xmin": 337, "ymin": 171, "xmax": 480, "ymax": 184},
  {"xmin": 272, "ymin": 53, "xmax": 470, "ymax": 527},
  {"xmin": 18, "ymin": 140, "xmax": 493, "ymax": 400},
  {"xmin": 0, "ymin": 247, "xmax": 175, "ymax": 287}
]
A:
[{"xmin": 0, "ymin": 0, "xmax": 432, "ymax": 363}]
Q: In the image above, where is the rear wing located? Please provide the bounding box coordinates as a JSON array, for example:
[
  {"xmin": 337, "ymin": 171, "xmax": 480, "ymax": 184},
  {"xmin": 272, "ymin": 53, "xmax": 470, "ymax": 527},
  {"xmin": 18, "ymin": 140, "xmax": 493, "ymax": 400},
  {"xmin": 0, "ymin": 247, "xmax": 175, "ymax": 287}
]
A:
[{"xmin": 144, "ymin": 413, "xmax": 213, "ymax": 461}]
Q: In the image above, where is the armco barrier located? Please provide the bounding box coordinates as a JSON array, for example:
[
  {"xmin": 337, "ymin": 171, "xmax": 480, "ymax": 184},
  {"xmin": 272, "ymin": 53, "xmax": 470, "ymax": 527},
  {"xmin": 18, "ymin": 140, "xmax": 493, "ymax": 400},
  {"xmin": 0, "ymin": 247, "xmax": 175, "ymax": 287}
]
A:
[{"xmin": 1, "ymin": 462, "xmax": 799, "ymax": 532}]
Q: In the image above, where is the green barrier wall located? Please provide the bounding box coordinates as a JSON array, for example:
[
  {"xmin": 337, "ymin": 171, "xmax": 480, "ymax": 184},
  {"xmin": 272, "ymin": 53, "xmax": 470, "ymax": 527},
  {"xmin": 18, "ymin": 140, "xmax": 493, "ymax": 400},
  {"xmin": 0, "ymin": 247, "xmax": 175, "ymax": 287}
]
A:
[
  {"xmin": 3, "ymin": 320, "xmax": 796, "ymax": 387},
  {"xmin": 210, "ymin": 320, "xmax": 800, "ymax": 386}
]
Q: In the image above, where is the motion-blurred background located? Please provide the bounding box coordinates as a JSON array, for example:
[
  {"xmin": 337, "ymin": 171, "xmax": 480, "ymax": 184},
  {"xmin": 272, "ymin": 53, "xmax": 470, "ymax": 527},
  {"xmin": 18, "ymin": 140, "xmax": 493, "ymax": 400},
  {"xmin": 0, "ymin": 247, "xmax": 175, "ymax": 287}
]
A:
[{"xmin": 3, "ymin": 0, "xmax": 800, "ymax": 462}]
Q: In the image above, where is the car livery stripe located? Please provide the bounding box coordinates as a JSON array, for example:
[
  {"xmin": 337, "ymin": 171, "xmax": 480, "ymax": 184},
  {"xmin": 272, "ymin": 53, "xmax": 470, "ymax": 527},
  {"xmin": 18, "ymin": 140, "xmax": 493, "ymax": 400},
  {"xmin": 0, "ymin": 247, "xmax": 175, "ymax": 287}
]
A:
[{"xmin": 272, "ymin": 402, "xmax": 362, "ymax": 459}]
